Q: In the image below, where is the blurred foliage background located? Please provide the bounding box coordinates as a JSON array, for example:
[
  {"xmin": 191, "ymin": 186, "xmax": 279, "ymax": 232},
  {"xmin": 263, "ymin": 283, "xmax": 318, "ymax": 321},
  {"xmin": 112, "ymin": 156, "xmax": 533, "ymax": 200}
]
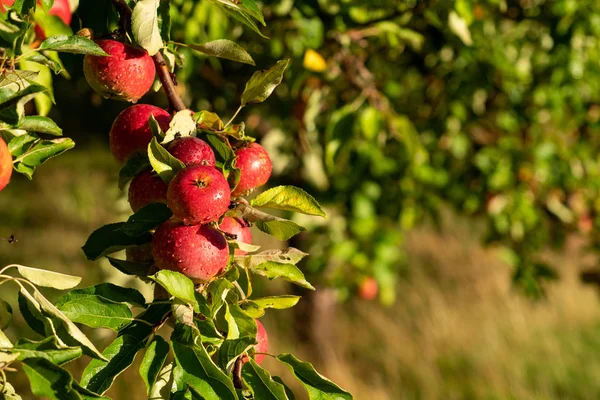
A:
[{"xmin": 4, "ymin": 0, "xmax": 600, "ymax": 398}]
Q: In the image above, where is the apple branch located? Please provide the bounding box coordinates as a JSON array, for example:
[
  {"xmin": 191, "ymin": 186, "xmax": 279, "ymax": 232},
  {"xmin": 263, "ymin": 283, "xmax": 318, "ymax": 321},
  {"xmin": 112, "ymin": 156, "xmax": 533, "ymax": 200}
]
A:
[{"xmin": 110, "ymin": 0, "xmax": 186, "ymax": 112}]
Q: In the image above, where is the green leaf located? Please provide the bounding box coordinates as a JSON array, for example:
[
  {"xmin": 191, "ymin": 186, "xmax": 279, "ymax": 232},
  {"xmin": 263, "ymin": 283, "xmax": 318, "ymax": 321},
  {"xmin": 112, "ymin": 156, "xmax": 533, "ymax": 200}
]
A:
[
  {"xmin": 17, "ymin": 115, "xmax": 62, "ymax": 135},
  {"xmin": 55, "ymin": 293, "xmax": 133, "ymax": 331},
  {"xmin": 81, "ymin": 304, "xmax": 170, "ymax": 394},
  {"xmin": 241, "ymin": 59, "xmax": 290, "ymax": 106},
  {"xmin": 106, "ymin": 257, "xmax": 152, "ymax": 277},
  {"xmin": 18, "ymin": 290, "xmax": 55, "ymax": 338},
  {"xmin": 217, "ymin": 337, "xmax": 255, "ymax": 370},
  {"xmin": 207, "ymin": 0, "xmax": 267, "ymax": 39},
  {"xmin": 277, "ymin": 354, "xmax": 353, "ymax": 400},
  {"xmin": 273, "ymin": 376, "xmax": 296, "ymax": 400},
  {"xmin": 0, "ymin": 299, "xmax": 12, "ymax": 330},
  {"xmin": 57, "ymin": 283, "xmax": 146, "ymax": 307},
  {"xmin": 12, "ymin": 138, "xmax": 75, "ymax": 179},
  {"xmin": 0, "ymin": 329, "xmax": 12, "ymax": 348},
  {"xmin": 250, "ymin": 263, "xmax": 314, "ymax": 290},
  {"xmin": 132, "ymin": 0, "xmax": 163, "ymax": 56},
  {"xmin": 118, "ymin": 153, "xmax": 149, "ymax": 190},
  {"xmin": 163, "ymin": 109, "xmax": 196, "ymax": 143},
  {"xmin": 34, "ymin": 13, "xmax": 72, "ymax": 38},
  {"xmin": 182, "ymin": 40, "xmax": 255, "ymax": 65},
  {"xmin": 151, "ymin": 270, "xmax": 199, "ymax": 310},
  {"xmin": 39, "ymin": 35, "xmax": 109, "ymax": 55},
  {"xmin": 82, "ymin": 222, "xmax": 153, "ymax": 260},
  {"xmin": 10, "ymin": 337, "xmax": 82, "ymax": 365},
  {"xmin": 207, "ymin": 278, "xmax": 234, "ymax": 318},
  {"xmin": 149, "ymin": 361, "xmax": 173, "ymax": 399},
  {"xmin": 0, "ymin": 71, "xmax": 47, "ymax": 108},
  {"xmin": 139, "ymin": 336, "xmax": 169, "ymax": 395},
  {"xmin": 0, "ymin": 381, "xmax": 21, "ymax": 400},
  {"xmin": 22, "ymin": 358, "xmax": 84, "ymax": 400},
  {"xmin": 251, "ymin": 186, "xmax": 326, "ymax": 218},
  {"xmin": 171, "ymin": 335, "xmax": 238, "ymax": 400},
  {"xmin": 242, "ymin": 295, "xmax": 300, "ymax": 317},
  {"xmin": 23, "ymin": 54, "xmax": 63, "ymax": 74},
  {"xmin": 238, "ymin": 248, "xmax": 308, "ymax": 268},
  {"xmin": 148, "ymin": 114, "xmax": 164, "ymax": 140},
  {"xmin": 242, "ymin": 359, "xmax": 290, "ymax": 400},
  {"xmin": 203, "ymin": 132, "xmax": 235, "ymax": 168},
  {"xmin": 16, "ymin": 265, "xmax": 81, "ymax": 290},
  {"xmin": 255, "ymin": 219, "xmax": 306, "ymax": 241},
  {"xmin": 223, "ymin": 302, "xmax": 256, "ymax": 340},
  {"xmin": 119, "ymin": 203, "xmax": 172, "ymax": 237},
  {"xmin": 239, "ymin": 0, "xmax": 265, "ymax": 25},
  {"xmin": 148, "ymin": 136, "xmax": 185, "ymax": 183},
  {"xmin": 157, "ymin": 0, "xmax": 171, "ymax": 42}
]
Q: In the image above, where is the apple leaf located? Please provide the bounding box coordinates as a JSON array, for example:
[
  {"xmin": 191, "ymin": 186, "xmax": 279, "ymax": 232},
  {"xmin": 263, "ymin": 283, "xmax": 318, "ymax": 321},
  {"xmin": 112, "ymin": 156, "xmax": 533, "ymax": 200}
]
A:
[
  {"xmin": 106, "ymin": 257, "xmax": 152, "ymax": 277},
  {"xmin": 12, "ymin": 137, "xmax": 75, "ymax": 179},
  {"xmin": 118, "ymin": 153, "xmax": 150, "ymax": 190},
  {"xmin": 22, "ymin": 358, "xmax": 91, "ymax": 400},
  {"xmin": 241, "ymin": 295, "xmax": 300, "ymax": 317},
  {"xmin": 237, "ymin": 248, "xmax": 308, "ymax": 268},
  {"xmin": 16, "ymin": 265, "xmax": 81, "ymax": 290},
  {"xmin": 206, "ymin": 0, "xmax": 267, "ymax": 39},
  {"xmin": 131, "ymin": 0, "xmax": 163, "ymax": 56},
  {"xmin": 255, "ymin": 219, "xmax": 306, "ymax": 241},
  {"xmin": 250, "ymin": 262, "xmax": 314, "ymax": 290},
  {"xmin": 242, "ymin": 359, "xmax": 290, "ymax": 400},
  {"xmin": 39, "ymin": 35, "xmax": 109, "ymax": 55},
  {"xmin": 17, "ymin": 115, "xmax": 62, "ymax": 136},
  {"xmin": 250, "ymin": 185, "xmax": 326, "ymax": 218},
  {"xmin": 217, "ymin": 337, "xmax": 255, "ymax": 370},
  {"xmin": 241, "ymin": 59, "xmax": 290, "ymax": 106},
  {"xmin": 119, "ymin": 203, "xmax": 172, "ymax": 237},
  {"xmin": 8, "ymin": 337, "xmax": 82, "ymax": 365},
  {"xmin": 151, "ymin": 270, "xmax": 199, "ymax": 310},
  {"xmin": 82, "ymin": 222, "xmax": 152, "ymax": 260},
  {"xmin": 277, "ymin": 353, "xmax": 353, "ymax": 400},
  {"xmin": 139, "ymin": 336, "xmax": 170, "ymax": 395},
  {"xmin": 0, "ymin": 299, "xmax": 12, "ymax": 329},
  {"xmin": 181, "ymin": 40, "xmax": 255, "ymax": 65},
  {"xmin": 57, "ymin": 283, "xmax": 146, "ymax": 307},
  {"xmin": 148, "ymin": 136, "xmax": 185, "ymax": 183},
  {"xmin": 163, "ymin": 109, "xmax": 197, "ymax": 143},
  {"xmin": 55, "ymin": 293, "xmax": 133, "ymax": 331}
]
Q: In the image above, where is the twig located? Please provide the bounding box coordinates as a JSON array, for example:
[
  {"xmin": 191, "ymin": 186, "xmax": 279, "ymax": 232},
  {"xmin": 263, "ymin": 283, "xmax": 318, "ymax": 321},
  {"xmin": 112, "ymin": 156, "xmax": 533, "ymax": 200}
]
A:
[{"xmin": 110, "ymin": 0, "xmax": 186, "ymax": 112}]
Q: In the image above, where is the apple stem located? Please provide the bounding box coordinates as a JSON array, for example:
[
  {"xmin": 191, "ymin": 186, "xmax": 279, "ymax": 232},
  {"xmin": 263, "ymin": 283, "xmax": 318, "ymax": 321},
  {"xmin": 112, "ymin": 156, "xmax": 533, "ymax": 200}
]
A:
[
  {"xmin": 110, "ymin": 0, "xmax": 187, "ymax": 112},
  {"xmin": 223, "ymin": 105, "xmax": 244, "ymax": 130}
]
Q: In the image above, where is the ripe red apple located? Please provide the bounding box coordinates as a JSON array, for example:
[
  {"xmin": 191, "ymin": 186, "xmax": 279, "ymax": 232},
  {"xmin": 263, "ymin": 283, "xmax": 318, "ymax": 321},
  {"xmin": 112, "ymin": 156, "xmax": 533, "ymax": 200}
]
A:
[
  {"xmin": 83, "ymin": 39, "xmax": 156, "ymax": 103},
  {"xmin": 167, "ymin": 136, "xmax": 216, "ymax": 167},
  {"xmin": 128, "ymin": 170, "xmax": 168, "ymax": 212},
  {"xmin": 109, "ymin": 104, "xmax": 171, "ymax": 164},
  {"xmin": 243, "ymin": 319, "xmax": 268, "ymax": 364},
  {"xmin": 167, "ymin": 165, "xmax": 231, "ymax": 225},
  {"xmin": 0, "ymin": 137, "xmax": 12, "ymax": 192},
  {"xmin": 152, "ymin": 220, "xmax": 229, "ymax": 282},
  {"xmin": 232, "ymin": 143, "xmax": 272, "ymax": 196},
  {"xmin": 219, "ymin": 216, "xmax": 252, "ymax": 255},
  {"xmin": 358, "ymin": 277, "xmax": 378, "ymax": 301}
]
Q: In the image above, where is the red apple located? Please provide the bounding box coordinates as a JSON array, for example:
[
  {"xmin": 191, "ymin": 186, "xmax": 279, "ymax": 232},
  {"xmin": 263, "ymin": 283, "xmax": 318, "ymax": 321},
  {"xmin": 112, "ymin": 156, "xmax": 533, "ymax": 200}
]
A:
[
  {"xmin": 167, "ymin": 136, "xmax": 216, "ymax": 167},
  {"xmin": 83, "ymin": 39, "xmax": 156, "ymax": 103},
  {"xmin": 35, "ymin": 0, "xmax": 72, "ymax": 39},
  {"xmin": 219, "ymin": 216, "xmax": 252, "ymax": 255},
  {"xmin": 128, "ymin": 170, "xmax": 168, "ymax": 212},
  {"xmin": 109, "ymin": 104, "xmax": 171, "ymax": 164},
  {"xmin": 232, "ymin": 143, "xmax": 272, "ymax": 196},
  {"xmin": 0, "ymin": 137, "xmax": 12, "ymax": 192},
  {"xmin": 358, "ymin": 277, "xmax": 378, "ymax": 301},
  {"xmin": 152, "ymin": 220, "xmax": 229, "ymax": 282},
  {"xmin": 167, "ymin": 165, "xmax": 231, "ymax": 225},
  {"xmin": 243, "ymin": 319, "xmax": 268, "ymax": 364}
]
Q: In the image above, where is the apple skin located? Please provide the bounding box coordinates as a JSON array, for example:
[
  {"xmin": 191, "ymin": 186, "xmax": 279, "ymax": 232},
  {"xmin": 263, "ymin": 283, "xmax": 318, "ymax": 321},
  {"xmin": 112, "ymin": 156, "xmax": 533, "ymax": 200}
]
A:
[
  {"xmin": 167, "ymin": 136, "xmax": 216, "ymax": 167},
  {"xmin": 219, "ymin": 217, "xmax": 252, "ymax": 256},
  {"xmin": 232, "ymin": 143, "xmax": 272, "ymax": 196},
  {"xmin": 128, "ymin": 170, "xmax": 168, "ymax": 212},
  {"xmin": 0, "ymin": 137, "xmax": 12, "ymax": 192},
  {"xmin": 358, "ymin": 277, "xmax": 378, "ymax": 301},
  {"xmin": 109, "ymin": 104, "xmax": 171, "ymax": 164},
  {"xmin": 83, "ymin": 39, "xmax": 156, "ymax": 103},
  {"xmin": 167, "ymin": 165, "xmax": 231, "ymax": 225},
  {"xmin": 243, "ymin": 319, "xmax": 268, "ymax": 364},
  {"xmin": 152, "ymin": 220, "xmax": 229, "ymax": 282}
]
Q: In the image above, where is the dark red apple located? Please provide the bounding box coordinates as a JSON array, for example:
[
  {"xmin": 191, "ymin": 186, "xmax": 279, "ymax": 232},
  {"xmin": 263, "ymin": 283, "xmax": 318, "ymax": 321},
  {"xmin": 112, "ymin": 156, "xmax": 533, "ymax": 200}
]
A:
[
  {"xmin": 152, "ymin": 220, "xmax": 229, "ymax": 282},
  {"xmin": 128, "ymin": 170, "xmax": 168, "ymax": 212},
  {"xmin": 167, "ymin": 136, "xmax": 216, "ymax": 167},
  {"xmin": 83, "ymin": 39, "xmax": 156, "ymax": 103},
  {"xmin": 109, "ymin": 104, "xmax": 171, "ymax": 164},
  {"xmin": 232, "ymin": 143, "xmax": 272, "ymax": 196},
  {"xmin": 167, "ymin": 165, "xmax": 231, "ymax": 225},
  {"xmin": 0, "ymin": 137, "xmax": 12, "ymax": 192},
  {"xmin": 219, "ymin": 216, "xmax": 252, "ymax": 255},
  {"xmin": 358, "ymin": 277, "xmax": 378, "ymax": 301}
]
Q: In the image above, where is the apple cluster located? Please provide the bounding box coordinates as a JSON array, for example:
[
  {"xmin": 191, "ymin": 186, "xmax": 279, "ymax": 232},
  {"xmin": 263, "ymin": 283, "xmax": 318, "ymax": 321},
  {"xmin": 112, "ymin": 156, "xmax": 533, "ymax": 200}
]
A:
[{"xmin": 83, "ymin": 39, "xmax": 273, "ymax": 362}]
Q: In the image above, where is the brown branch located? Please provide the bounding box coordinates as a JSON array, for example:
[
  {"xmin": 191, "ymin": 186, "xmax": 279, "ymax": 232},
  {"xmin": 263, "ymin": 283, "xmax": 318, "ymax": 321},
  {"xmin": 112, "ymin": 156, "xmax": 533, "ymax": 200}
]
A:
[{"xmin": 110, "ymin": 0, "xmax": 186, "ymax": 112}]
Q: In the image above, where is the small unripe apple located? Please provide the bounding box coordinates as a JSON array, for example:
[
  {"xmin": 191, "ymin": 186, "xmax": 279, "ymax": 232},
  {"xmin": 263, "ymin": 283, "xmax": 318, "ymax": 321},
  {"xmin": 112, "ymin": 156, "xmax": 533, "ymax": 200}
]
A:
[
  {"xmin": 232, "ymin": 143, "xmax": 272, "ymax": 196},
  {"xmin": 128, "ymin": 170, "xmax": 168, "ymax": 212},
  {"xmin": 152, "ymin": 220, "xmax": 229, "ymax": 282},
  {"xmin": 167, "ymin": 165, "xmax": 231, "ymax": 225},
  {"xmin": 167, "ymin": 136, "xmax": 216, "ymax": 167},
  {"xmin": 0, "ymin": 137, "xmax": 12, "ymax": 192},
  {"xmin": 83, "ymin": 39, "xmax": 156, "ymax": 103},
  {"xmin": 109, "ymin": 104, "xmax": 171, "ymax": 164},
  {"xmin": 243, "ymin": 319, "xmax": 268, "ymax": 364},
  {"xmin": 219, "ymin": 217, "xmax": 252, "ymax": 255},
  {"xmin": 358, "ymin": 277, "xmax": 378, "ymax": 301}
]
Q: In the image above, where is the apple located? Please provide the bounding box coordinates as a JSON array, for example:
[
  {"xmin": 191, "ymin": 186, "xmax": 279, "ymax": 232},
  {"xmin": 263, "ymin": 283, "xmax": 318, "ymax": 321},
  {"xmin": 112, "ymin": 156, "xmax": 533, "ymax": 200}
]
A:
[
  {"xmin": 232, "ymin": 143, "xmax": 272, "ymax": 196},
  {"xmin": 167, "ymin": 165, "xmax": 231, "ymax": 225},
  {"xmin": 109, "ymin": 104, "xmax": 172, "ymax": 164},
  {"xmin": 0, "ymin": 137, "xmax": 12, "ymax": 192},
  {"xmin": 167, "ymin": 136, "xmax": 216, "ymax": 167},
  {"xmin": 358, "ymin": 277, "xmax": 378, "ymax": 301},
  {"xmin": 219, "ymin": 216, "xmax": 252, "ymax": 255},
  {"xmin": 83, "ymin": 39, "xmax": 156, "ymax": 103},
  {"xmin": 128, "ymin": 170, "xmax": 168, "ymax": 212},
  {"xmin": 152, "ymin": 220, "xmax": 229, "ymax": 282}
]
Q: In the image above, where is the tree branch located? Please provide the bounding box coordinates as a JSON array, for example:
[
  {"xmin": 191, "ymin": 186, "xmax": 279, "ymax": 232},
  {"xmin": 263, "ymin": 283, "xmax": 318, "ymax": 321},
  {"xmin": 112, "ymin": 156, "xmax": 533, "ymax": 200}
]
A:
[{"xmin": 110, "ymin": 0, "xmax": 186, "ymax": 112}]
